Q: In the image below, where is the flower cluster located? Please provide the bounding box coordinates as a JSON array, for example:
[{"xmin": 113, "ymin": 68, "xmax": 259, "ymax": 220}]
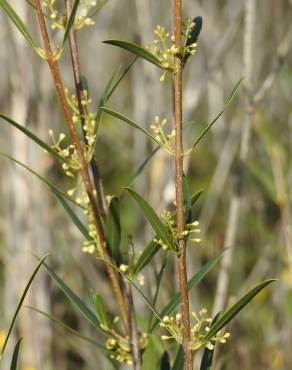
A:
[
  {"xmin": 42, "ymin": 0, "xmax": 97, "ymax": 30},
  {"xmin": 147, "ymin": 25, "xmax": 178, "ymax": 82},
  {"xmin": 182, "ymin": 220, "xmax": 202, "ymax": 244},
  {"xmin": 150, "ymin": 116, "xmax": 175, "ymax": 155},
  {"xmin": 49, "ymin": 88, "xmax": 100, "ymax": 255},
  {"xmin": 49, "ymin": 88, "xmax": 96, "ymax": 179},
  {"xmin": 106, "ymin": 333, "xmax": 148, "ymax": 364},
  {"xmin": 182, "ymin": 18, "xmax": 198, "ymax": 61},
  {"xmin": 160, "ymin": 309, "xmax": 230, "ymax": 351}
]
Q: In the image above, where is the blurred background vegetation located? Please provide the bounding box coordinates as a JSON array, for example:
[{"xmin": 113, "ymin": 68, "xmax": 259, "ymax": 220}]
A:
[{"xmin": 0, "ymin": 0, "xmax": 292, "ymax": 369}]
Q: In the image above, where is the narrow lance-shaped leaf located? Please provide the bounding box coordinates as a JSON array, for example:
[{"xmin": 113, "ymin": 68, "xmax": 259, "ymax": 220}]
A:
[
  {"xmin": 95, "ymin": 58, "xmax": 137, "ymax": 137},
  {"xmin": 199, "ymin": 313, "xmax": 220, "ymax": 370},
  {"xmin": 61, "ymin": 0, "xmax": 80, "ymax": 50},
  {"xmin": 131, "ymin": 190, "xmax": 203, "ymax": 277},
  {"xmin": 103, "ymin": 40, "xmax": 163, "ymax": 69},
  {"xmin": 150, "ymin": 251, "xmax": 224, "ymax": 332},
  {"xmin": 10, "ymin": 338, "xmax": 22, "ymax": 370},
  {"xmin": 190, "ymin": 78, "xmax": 244, "ymax": 149},
  {"xmin": 126, "ymin": 187, "xmax": 177, "ymax": 251},
  {"xmin": 0, "ymin": 114, "xmax": 62, "ymax": 159},
  {"xmin": 105, "ymin": 197, "xmax": 121, "ymax": 260},
  {"xmin": 203, "ymin": 279, "xmax": 276, "ymax": 343},
  {"xmin": 0, "ymin": 255, "xmax": 48, "ymax": 358},
  {"xmin": 54, "ymin": 193, "xmax": 90, "ymax": 239},
  {"xmin": 39, "ymin": 259, "xmax": 102, "ymax": 331},
  {"xmin": 94, "ymin": 294, "xmax": 110, "ymax": 330},
  {"xmin": 101, "ymin": 107, "xmax": 158, "ymax": 144},
  {"xmin": 172, "ymin": 346, "xmax": 183, "ymax": 370},
  {"xmin": 0, "ymin": 152, "xmax": 84, "ymax": 209},
  {"xmin": 182, "ymin": 173, "xmax": 192, "ymax": 223},
  {"xmin": 0, "ymin": 0, "xmax": 43, "ymax": 57},
  {"xmin": 160, "ymin": 352, "xmax": 170, "ymax": 370},
  {"xmin": 127, "ymin": 146, "xmax": 160, "ymax": 187},
  {"xmin": 25, "ymin": 306, "xmax": 104, "ymax": 348},
  {"xmin": 142, "ymin": 337, "xmax": 159, "ymax": 370},
  {"xmin": 97, "ymin": 258, "xmax": 162, "ymax": 322}
]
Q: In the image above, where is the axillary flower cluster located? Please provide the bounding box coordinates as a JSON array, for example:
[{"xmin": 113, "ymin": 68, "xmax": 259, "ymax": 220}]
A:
[
  {"xmin": 106, "ymin": 333, "xmax": 148, "ymax": 365},
  {"xmin": 160, "ymin": 309, "xmax": 230, "ymax": 351},
  {"xmin": 147, "ymin": 18, "xmax": 198, "ymax": 82},
  {"xmin": 42, "ymin": 0, "xmax": 97, "ymax": 29},
  {"xmin": 154, "ymin": 209, "xmax": 202, "ymax": 252},
  {"xmin": 49, "ymin": 88, "xmax": 100, "ymax": 255}
]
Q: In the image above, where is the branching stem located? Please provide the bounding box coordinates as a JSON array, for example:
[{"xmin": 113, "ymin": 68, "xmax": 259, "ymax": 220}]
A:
[
  {"xmin": 34, "ymin": 0, "xmax": 128, "ymax": 332},
  {"xmin": 173, "ymin": 1, "xmax": 192, "ymax": 369}
]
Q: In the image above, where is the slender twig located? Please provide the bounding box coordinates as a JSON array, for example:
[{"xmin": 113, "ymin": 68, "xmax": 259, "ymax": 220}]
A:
[
  {"xmin": 34, "ymin": 0, "xmax": 128, "ymax": 331},
  {"xmin": 65, "ymin": 0, "xmax": 108, "ymax": 219},
  {"xmin": 173, "ymin": 1, "xmax": 192, "ymax": 369}
]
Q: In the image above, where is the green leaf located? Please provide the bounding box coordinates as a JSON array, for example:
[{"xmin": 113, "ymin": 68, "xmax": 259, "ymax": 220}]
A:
[
  {"xmin": 0, "ymin": 0, "xmax": 42, "ymax": 56},
  {"xmin": 41, "ymin": 260, "xmax": 101, "ymax": 331},
  {"xmin": 150, "ymin": 251, "xmax": 224, "ymax": 332},
  {"xmin": 172, "ymin": 346, "xmax": 183, "ymax": 370},
  {"xmin": 0, "ymin": 114, "xmax": 62, "ymax": 159},
  {"xmin": 103, "ymin": 40, "xmax": 163, "ymax": 69},
  {"xmin": 61, "ymin": 0, "xmax": 80, "ymax": 50},
  {"xmin": 0, "ymin": 255, "xmax": 48, "ymax": 358},
  {"xmin": 25, "ymin": 306, "xmax": 104, "ymax": 348},
  {"xmin": 182, "ymin": 173, "xmax": 192, "ymax": 223},
  {"xmin": 200, "ymin": 313, "xmax": 220, "ymax": 370},
  {"xmin": 131, "ymin": 240, "xmax": 160, "ymax": 278},
  {"xmin": 126, "ymin": 188, "xmax": 177, "ymax": 251},
  {"xmin": 97, "ymin": 258, "xmax": 162, "ymax": 322},
  {"xmin": 0, "ymin": 152, "xmax": 83, "ymax": 209},
  {"xmin": 142, "ymin": 337, "xmax": 159, "ymax": 370},
  {"xmin": 101, "ymin": 107, "xmax": 158, "ymax": 144},
  {"xmin": 148, "ymin": 253, "xmax": 168, "ymax": 331},
  {"xmin": 203, "ymin": 279, "xmax": 276, "ymax": 342},
  {"xmin": 191, "ymin": 78, "xmax": 244, "ymax": 149},
  {"xmin": 54, "ymin": 193, "xmax": 90, "ymax": 239},
  {"xmin": 160, "ymin": 351, "xmax": 170, "ymax": 370},
  {"xmin": 94, "ymin": 294, "xmax": 110, "ymax": 330},
  {"xmin": 127, "ymin": 146, "xmax": 160, "ymax": 187},
  {"xmin": 10, "ymin": 338, "xmax": 22, "ymax": 370},
  {"xmin": 105, "ymin": 197, "xmax": 121, "ymax": 259},
  {"xmin": 131, "ymin": 190, "xmax": 203, "ymax": 277}
]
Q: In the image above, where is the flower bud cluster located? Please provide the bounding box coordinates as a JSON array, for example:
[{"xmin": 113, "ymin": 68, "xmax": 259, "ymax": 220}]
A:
[
  {"xmin": 183, "ymin": 220, "xmax": 202, "ymax": 244},
  {"xmin": 146, "ymin": 25, "xmax": 178, "ymax": 82},
  {"xmin": 160, "ymin": 309, "xmax": 230, "ymax": 351},
  {"xmin": 150, "ymin": 116, "xmax": 175, "ymax": 155},
  {"xmin": 42, "ymin": 0, "xmax": 97, "ymax": 30},
  {"xmin": 106, "ymin": 333, "xmax": 148, "ymax": 365},
  {"xmin": 182, "ymin": 18, "xmax": 198, "ymax": 59}
]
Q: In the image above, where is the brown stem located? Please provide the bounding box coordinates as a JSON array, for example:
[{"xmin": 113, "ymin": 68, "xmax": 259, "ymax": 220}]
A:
[
  {"xmin": 173, "ymin": 1, "xmax": 192, "ymax": 370},
  {"xmin": 65, "ymin": 0, "xmax": 108, "ymax": 219},
  {"xmin": 34, "ymin": 0, "xmax": 128, "ymax": 331}
]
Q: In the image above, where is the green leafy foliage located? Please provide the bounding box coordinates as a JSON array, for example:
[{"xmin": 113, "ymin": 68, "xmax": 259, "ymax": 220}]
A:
[
  {"xmin": 203, "ymin": 279, "xmax": 276, "ymax": 342},
  {"xmin": 125, "ymin": 188, "xmax": 177, "ymax": 251},
  {"xmin": 172, "ymin": 346, "xmax": 183, "ymax": 370},
  {"xmin": 160, "ymin": 351, "xmax": 170, "ymax": 370},
  {"xmin": 41, "ymin": 260, "xmax": 102, "ymax": 331},
  {"xmin": 0, "ymin": 255, "xmax": 48, "ymax": 358},
  {"xmin": 190, "ymin": 78, "xmax": 244, "ymax": 149},
  {"xmin": 142, "ymin": 337, "xmax": 159, "ymax": 370},
  {"xmin": 9, "ymin": 338, "xmax": 22, "ymax": 370},
  {"xmin": 150, "ymin": 251, "xmax": 224, "ymax": 331},
  {"xmin": 101, "ymin": 107, "xmax": 158, "ymax": 144},
  {"xmin": 61, "ymin": 0, "xmax": 80, "ymax": 50},
  {"xmin": 54, "ymin": 193, "xmax": 90, "ymax": 239},
  {"xmin": 103, "ymin": 40, "xmax": 163, "ymax": 69},
  {"xmin": 105, "ymin": 197, "xmax": 121, "ymax": 260},
  {"xmin": 0, "ymin": 0, "xmax": 42, "ymax": 56}
]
